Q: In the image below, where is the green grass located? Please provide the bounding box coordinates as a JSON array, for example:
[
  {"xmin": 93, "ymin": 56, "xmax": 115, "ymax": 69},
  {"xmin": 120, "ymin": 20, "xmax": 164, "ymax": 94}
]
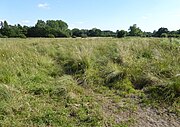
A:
[{"xmin": 0, "ymin": 37, "xmax": 179, "ymax": 126}]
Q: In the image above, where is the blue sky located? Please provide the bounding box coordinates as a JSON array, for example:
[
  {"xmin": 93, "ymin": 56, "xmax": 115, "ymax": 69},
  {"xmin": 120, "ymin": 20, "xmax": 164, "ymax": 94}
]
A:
[{"xmin": 1, "ymin": 0, "xmax": 180, "ymax": 32}]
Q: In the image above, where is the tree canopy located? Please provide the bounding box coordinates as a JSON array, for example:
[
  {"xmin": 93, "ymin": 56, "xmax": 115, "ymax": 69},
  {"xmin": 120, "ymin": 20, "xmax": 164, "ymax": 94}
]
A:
[
  {"xmin": 0, "ymin": 20, "xmax": 180, "ymax": 38},
  {"xmin": 129, "ymin": 24, "xmax": 143, "ymax": 36}
]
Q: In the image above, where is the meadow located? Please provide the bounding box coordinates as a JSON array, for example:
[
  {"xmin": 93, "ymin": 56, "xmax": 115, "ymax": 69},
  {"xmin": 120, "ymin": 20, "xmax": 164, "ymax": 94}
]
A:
[{"xmin": 0, "ymin": 37, "xmax": 179, "ymax": 126}]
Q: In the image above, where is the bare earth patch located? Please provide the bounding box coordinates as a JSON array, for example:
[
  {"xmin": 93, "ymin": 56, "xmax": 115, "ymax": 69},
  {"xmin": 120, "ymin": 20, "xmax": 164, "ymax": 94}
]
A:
[
  {"xmin": 133, "ymin": 106, "xmax": 180, "ymax": 127},
  {"xmin": 95, "ymin": 93, "xmax": 179, "ymax": 127}
]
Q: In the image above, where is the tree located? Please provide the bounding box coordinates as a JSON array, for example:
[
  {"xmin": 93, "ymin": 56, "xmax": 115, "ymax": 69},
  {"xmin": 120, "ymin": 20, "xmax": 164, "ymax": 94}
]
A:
[
  {"xmin": 1, "ymin": 21, "xmax": 11, "ymax": 37},
  {"xmin": 27, "ymin": 27, "xmax": 47, "ymax": 37},
  {"xmin": 154, "ymin": 27, "xmax": 168, "ymax": 37},
  {"xmin": 168, "ymin": 31, "xmax": 179, "ymax": 38},
  {"xmin": 45, "ymin": 20, "xmax": 69, "ymax": 37},
  {"xmin": 88, "ymin": 28, "xmax": 101, "ymax": 37},
  {"xmin": 2, "ymin": 19, "xmax": 180, "ymax": 38},
  {"xmin": 0, "ymin": 21, "xmax": 3, "ymax": 28},
  {"xmin": 57, "ymin": 20, "xmax": 68, "ymax": 30},
  {"xmin": 72, "ymin": 28, "xmax": 82, "ymax": 37},
  {"xmin": 117, "ymin": 30, "xmax": 127, "ymax": 38},
  {"xmin": 177, "ymin": 29, "xmax": 180, "ymax": 34},
  {"xmin": 80, "ymin": 29, "xmax": 88, "ymax": 38},
  {"xmin": 101, "ymin": 30, "xmax": 116, "ymax": 37},
  {"xmin": 129, "ymin": 24, "xmax": 143, "ymax": 36},
  {"xmin": 143, "ymin": 32, "xmax": 153, "ymax": 37},
  {"xmin": 26, "ymin": 20, "xmax": 69, "ymax": 38},
  {"xmin": 46, "ymin": 20, "xmax": 68, "ymax": 30},
  {"xmin": 3, "ymin": 21, "xmax": 9, "ymax": 29},
  {"xmin": 35, "ymin": 20, "xmax": 46, "ymax": 28}
]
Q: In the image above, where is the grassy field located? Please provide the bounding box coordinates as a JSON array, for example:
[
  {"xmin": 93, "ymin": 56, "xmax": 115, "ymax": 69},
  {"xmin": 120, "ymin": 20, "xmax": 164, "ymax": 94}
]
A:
[{"xmin": 0, "ymin": 37, "xmax": 179, "ymax": 126}]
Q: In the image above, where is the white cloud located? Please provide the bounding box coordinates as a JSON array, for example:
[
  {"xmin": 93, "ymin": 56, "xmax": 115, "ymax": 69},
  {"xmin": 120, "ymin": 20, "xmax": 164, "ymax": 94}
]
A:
[{"xmin": 38, "ymin": 3, "xmax": 50, "ymax": 9}]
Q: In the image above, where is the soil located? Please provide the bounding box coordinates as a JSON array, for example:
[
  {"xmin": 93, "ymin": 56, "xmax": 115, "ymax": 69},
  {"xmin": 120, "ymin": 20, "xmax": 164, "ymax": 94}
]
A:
[{"xmin": 96, "ymin": 93, "xmax": 180, "ymax": 127}]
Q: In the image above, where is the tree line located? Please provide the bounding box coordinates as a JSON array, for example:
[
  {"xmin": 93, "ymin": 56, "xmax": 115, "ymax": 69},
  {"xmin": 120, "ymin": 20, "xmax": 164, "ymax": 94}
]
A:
[{"xmin": 0, "ymin": 20, "xmax": 180, "ymax": 38}]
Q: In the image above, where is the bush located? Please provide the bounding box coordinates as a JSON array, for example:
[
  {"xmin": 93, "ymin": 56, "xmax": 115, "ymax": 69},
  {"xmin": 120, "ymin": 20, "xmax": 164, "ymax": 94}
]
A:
[
  {"xmin": 81, "ymin": 34, "xmax": 88, "ymax": 38},
  {"xmin": 0, "ymin": 34, "xmax": 3, "ymax": 38},
  {"xmin": 117, "ymin": 30, "xmax": 127, "ymax": 38},
  {"xmin": 19, "ymin": 34, "xmax": 26, "ymax": 39},
  {"xmin": 72, "ymin": 35, "xmax": 77, "ymax": 38},
  {"xmin": 161, "ymin": 33, "xmax": 168, "ymax": 38},
  {"xmin": 47, "ymin": 34, "xmax": 55, "ymax": 38},
  {"xmin": 0, "ymin": 35, "xmax": 8, "ymax": 38}
]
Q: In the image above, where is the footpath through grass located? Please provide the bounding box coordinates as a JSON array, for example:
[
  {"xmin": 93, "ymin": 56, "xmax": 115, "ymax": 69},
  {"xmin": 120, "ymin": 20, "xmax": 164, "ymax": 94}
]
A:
[{"xmin": 0, "ymin": 37, "xmax": 179, "ymax": 126}]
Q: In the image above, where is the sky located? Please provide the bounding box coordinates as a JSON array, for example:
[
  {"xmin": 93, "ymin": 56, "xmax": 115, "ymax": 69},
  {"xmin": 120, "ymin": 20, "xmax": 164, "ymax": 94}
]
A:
[{"xmin": 1, "ymin": 0, "xmax": 180, "ymax": 32}]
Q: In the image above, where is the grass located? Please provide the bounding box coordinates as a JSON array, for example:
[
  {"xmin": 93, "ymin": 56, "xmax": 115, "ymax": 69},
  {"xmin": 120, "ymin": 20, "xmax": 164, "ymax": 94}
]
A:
[{"xmin": 0, "ymin": 37, "xmax": 179, "ymax": 126}]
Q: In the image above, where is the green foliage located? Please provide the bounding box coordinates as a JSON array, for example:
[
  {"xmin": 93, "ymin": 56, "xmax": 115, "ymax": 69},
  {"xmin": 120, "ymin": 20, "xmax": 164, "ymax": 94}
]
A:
[
  {"xmin": 2, "ymin": 20, "xmax": 180, "ymax": 38},
  {"xmin": 117, "ymin": 30, "xmax": 127, "ymax": 38},
  {"xmin": 155, "ymin": 27, "xmax": 169, "ymax": 37},
  {"xmin": 35, "ymin": 20, "xmax": 46, "ymax": 28},
  {"xmin": 81, "ymin": 33, "xmax": 88, "ymax": 38},
  {"xmin": 129, "ymin": 24, "xmax": 143, "ymax": 36},
  {"xmin": 88, "ymin": 28, "xmax": 101, "ymax": 37},
  {"xmin": 19, "ymin": 34, "xmax": 26, "ymax": 38},
  {"xmin": 72, "ymin": 28, "xmax": 82, "ymax": 37},
  {"xmin": 0, "ymin": 21, "xmax": 27, "ymax": 38},
  {"xmin": 161, "ymin": 33, "xmax": 168, "ymax": 38},
  {"xmin": 47, "ymin": 34, "xmax": 55, "ymax": 38}
]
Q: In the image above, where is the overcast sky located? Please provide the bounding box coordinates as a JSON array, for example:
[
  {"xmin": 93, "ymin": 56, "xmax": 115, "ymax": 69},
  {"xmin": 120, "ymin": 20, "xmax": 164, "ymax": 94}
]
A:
[{"xmin": 1, "ymin": 0, "xmax": 180, "ymax": 32}]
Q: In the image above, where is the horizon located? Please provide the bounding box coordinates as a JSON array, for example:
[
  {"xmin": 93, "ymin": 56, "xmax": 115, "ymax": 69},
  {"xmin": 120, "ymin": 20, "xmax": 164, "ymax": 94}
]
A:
[{"xmin": 1, "ymin": 0, "xmax": 180, "ymax": 32}]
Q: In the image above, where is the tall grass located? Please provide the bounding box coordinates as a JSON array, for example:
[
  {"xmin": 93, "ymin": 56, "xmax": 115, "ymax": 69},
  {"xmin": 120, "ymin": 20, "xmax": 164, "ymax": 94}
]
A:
[{"xmin": 0, "ymin": 37, "xmax": 179, "ymax": 126}]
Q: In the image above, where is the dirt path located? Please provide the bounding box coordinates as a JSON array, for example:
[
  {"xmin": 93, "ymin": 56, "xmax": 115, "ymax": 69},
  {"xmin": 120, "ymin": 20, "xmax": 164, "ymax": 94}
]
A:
[
  {"xmin": 94, "ymin": 93, "xmax": 180, "ymax": 127},
  {"xmin": 133, "ymin": 107, "xmax": 180, "ymax": 127}
]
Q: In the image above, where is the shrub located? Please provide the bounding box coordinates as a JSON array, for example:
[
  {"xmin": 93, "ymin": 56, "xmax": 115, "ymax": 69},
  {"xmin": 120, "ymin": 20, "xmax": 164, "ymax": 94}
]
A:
[
  {"xmin": 81, "ymin": 34, "xmax": 88, "ymax": 38},
  {"xmin": 19, "ymin": 34, "xmax": 26, "ymax": 39},
  {"xmin": 47, "ymin": 34, "xmax": 55, "ymax": 38},
  {"xmin": 161, "ymin": 33, "xmax": 168, "ymax": 38},
  {"xmin": 117, "ymin": 30, "xmax": 127, "ymax": 38}
]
